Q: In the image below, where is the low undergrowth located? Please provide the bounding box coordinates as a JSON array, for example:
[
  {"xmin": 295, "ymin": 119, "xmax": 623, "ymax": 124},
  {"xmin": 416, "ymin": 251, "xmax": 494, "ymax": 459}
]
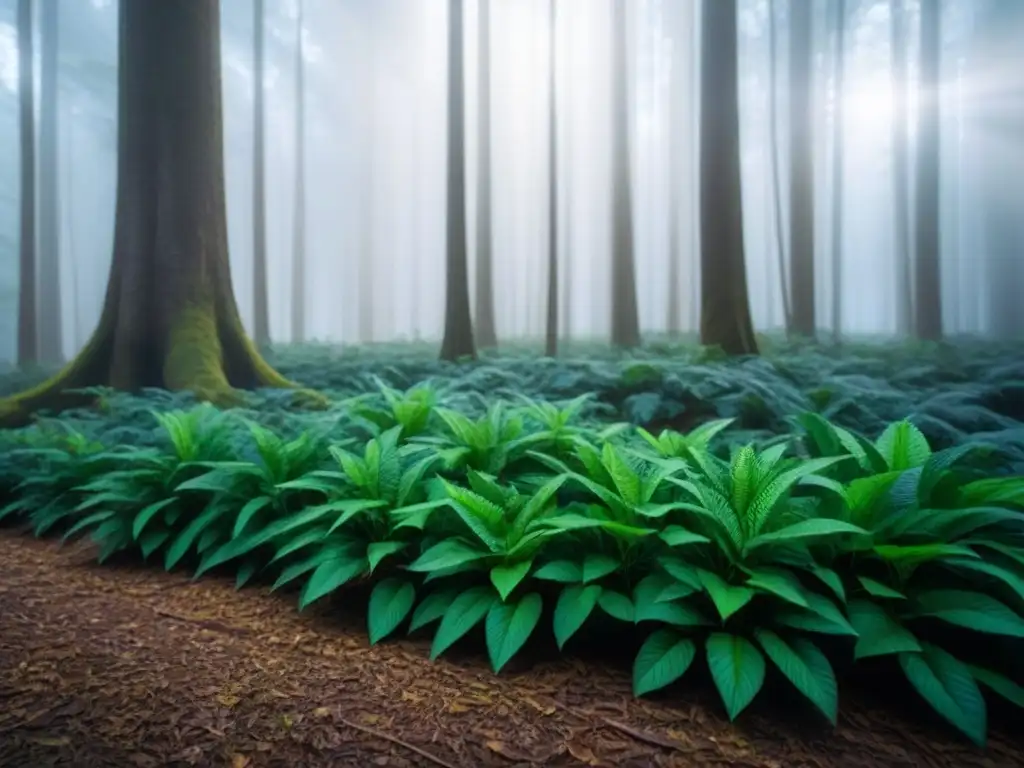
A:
[{"xmin": 1, "ymin": 355, "xmax": 1023, "ymax": 748}]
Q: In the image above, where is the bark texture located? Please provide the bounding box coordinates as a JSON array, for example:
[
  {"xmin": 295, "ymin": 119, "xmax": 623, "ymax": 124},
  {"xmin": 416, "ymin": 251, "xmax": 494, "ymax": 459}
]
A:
[
  {"xmin": 474, "ymin": 0, "xmax": 497, "ymax": 349},
  {"xmin": 38, "ymin": 0, "xmax": 63, "ymax": 364},
  {"xmin": 439, "ymin": 0, "xmax": 476, "ymax": 361},
  {"xmin": 16, "ymin": 0, "xmax": 36, "ymax": 367},
  {"xmin": 788, "ymin": 0, "xmax": 816, "ymax": 339},
  {"xmin": 698, "ymin": 0, "xmax": 758, "ymax": 357},
  {"xmin": 0, "ymin": 0, "xmax": 302, "ymax": 428},
  {"xmin": 252, "ymin": 0, "xmax": 270, "ymax": 346}
]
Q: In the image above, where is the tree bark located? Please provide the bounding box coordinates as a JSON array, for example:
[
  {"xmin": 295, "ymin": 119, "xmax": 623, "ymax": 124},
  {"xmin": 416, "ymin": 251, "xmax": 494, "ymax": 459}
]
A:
[
  {"xmin": 38, "ymin": 0, "xmax": 63, "ymax": 364},
  {"xmin": 290, "ymin": 0, "xmax": 307, "ymax": 343},
  {"xmin": 16, "ymin": 0, "xmax": 37, "ymax": 367},
  {"xmin": 439, "ymin": 0, "xmax": 476, "ymax": 361},
  {"xmin": 609, "ymin": 0, "xmax": 641, "ymax": 348},
  {"xmin": 767, "ymin": 0, "xmax": 791, "ymax": 332},
  {"xmin": 788, "ymin": 0, "xmax": 816, "ymax": 338},
  {"xmin": 699, "ymin": 0, "xmax": 758, "ymax": 356},
  {"xmin": 890, "ymin": 0, "xmax": 912, "ymax": 336},
  {"xmin": 358, "ymin": 13, "xmax": 376, "ymax": 344},
  {"xmin": 474, "ymin": 0, "xmax": 497, "ymax": 349},
  {"xmin": 252, "ymin": 0, "xmax": 270, "ymax": 346},
  {"xmin": 913, "ymin": 0, "xmax": 943, "ymax": 340},
  {"xmin": 0, "ymin": 0, "xmax": 304, "ymax": 428},
  {"xmin": 544, "ymin": 0, "xmax": 558, "ymax": 358},
  {"xmin": 831, "ymin": 0, "xmax": 846, "ymax": 342}
]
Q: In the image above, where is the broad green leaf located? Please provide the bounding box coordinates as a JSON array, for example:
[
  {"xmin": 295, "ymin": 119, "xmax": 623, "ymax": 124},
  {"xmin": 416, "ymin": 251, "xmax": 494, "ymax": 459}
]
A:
[
  {"xmin": 705, "ymin": 632, "xmax": 766, "ymax": 720},
  {"xmin": 407, "ymin": 539, "xmax": 488, "ymax": 574},
  {"xmin": 658, "ymin": 556, "xmax": 702, "ymax": 590},
  {"xmin": 598, "ymin": 590, "xmax": 634, "ymax": 623},
  {"xmin": 490, "ymin": 560, "xmax": 533, "ymax": 601},
  {"xmin": 969, "ymin": 665, "xmax": 1024, "ymax": 710},
  {"xmin": 809, "ymin": 566, "xmax": 846, "ymax": 602},
  {"xmin": 132, "ymin": 498, "xmax": 177, "ymax": 540},
  {"xmin": 271, "ymin": 547, "xmax": 341, "ymax": 591},
  {"xmin": 659, "ymin": 525, "xmax": 711, "ymax": 548},
  {"xmin": 232, "ymin": 496, "xmax": 273, "ymax": 539},
  {"xmin": 582, "ymin": 553, "xmax": 620, "ymax": 584},
  {"xmin": 430, "ymin": 586, "xmax": 497, "ymax": 660},
  {"xmin": 848, "ymin": 599, "xmax": 921, "ymax": 659},
  {"xmin": 873, "ymin": 543, "xmax": 978, "ymax": 565},
  {"xmin": 900, "ymin": 644, "xmax": 986, "ymax": 746},
  {"xmin": 632, "ymin": 629, "xmax": 697, "ymax": 696},
  {"xmin": 409, "ymin": 588, "xmax": 459, "ymax": 633},
  {"xmin": 945, "ymin": 558, "xmax": 1024, "ymax": 604},
  {"xmin": 776, "ymin": 592, "xmax": 858, "ymax": 636},
  {"xmin": 235, "ymin": 558, "xmax": 260, "ymax": 589},
  {"xmin": 911, "ymin": 590, "xmax": 1024, "ymax": 638},
  {"xmin": 746, "ymin": 518, "xmax": 867, "ymax": 551},
  {"xmin": 486, "ymin": 592, "xmax": 543, "ymax": 672},
  {"xmin": 698, "ymin": 570, "xmax": 754, "ymax": 621},
  {"xmin": 533, "ymin": 559, "xmax": 582, "ymax": 583},
  {"xmin": 857, "ymin": 576, "xmax": 906, "ymax": 600},
  {"xmin": 755, "ymin": 630, "xmax": 838, "ymax": 724},
  {"xmin": 62, "ymin": 510, "xmax": 116, "ymax": 542},
  {"xmin": 553, "ymin": 584, "xmax": 602, "ymax": 649},
  {"xmin": 367, "ymin": 541, "xmax": 407, "ymax": 573},
  {"xmin": 164, "ymin": 502, "xmax": 229, "ymax": 570},
  {"xmin": 745, "ymin": 568, "xmax": 808, "ymax": 608},
  {"xmin": 875, "ymin": 420, "xmax": 931, "ymax": 471},
  {"xmin": 298, "ymin": 555, "xmax": 367, "ymax": 610},
  {"xmin": 138, "ymin": 529, "xmax": 170, "ymax": 559},
  {"xmin": 368, "ymin": 578, "xmax": 417, "ymax": 644}
]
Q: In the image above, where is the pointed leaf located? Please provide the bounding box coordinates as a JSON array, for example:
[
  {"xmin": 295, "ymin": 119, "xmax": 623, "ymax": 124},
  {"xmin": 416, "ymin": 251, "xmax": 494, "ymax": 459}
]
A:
[
  {"xmin": 632, "ymin": 629, "xmax": 697, "ymax": 696},
  {"xmin": 705, "ymin": 632, "xmax": 766, "ymax": 720},
  {"xmin": 485, "ymin": 593, "xmax": 543, "ymax": 672}
]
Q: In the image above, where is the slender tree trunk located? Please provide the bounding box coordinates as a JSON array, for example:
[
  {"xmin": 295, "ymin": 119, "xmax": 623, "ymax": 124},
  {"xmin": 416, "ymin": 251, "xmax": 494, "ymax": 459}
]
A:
[
  {"xmin": 789, "ymin": 0, "xmax": 816, "ymax": 338},
  {"xmin": 290, "ymin": 0, "xmax": 307, "ymax": 343},
  {"xmin": 890, "ymin": 0, "xmax": 912, "ymax": 336},
  {"xmin": 699, "ymin": 0, "xmax": 758, "ymax": 356},
  {"xmin": 665, "ymin": 2, "xmax": 685, "ymax": 336},
  {"xmin": 914, "ymin": 0, "xmax": 943, "ymax": 340},
  {"xmin": 16, "ymin": 0, "xmax": 36, "ymax": 367},
  {"xmin": 358, "ymin": 15, "xmax": 376, "ymax": 344},
  {"xmin": 474, "ymin": 0, "xmax": 497, "ymax": 349},
  {"xmin": 0, "ymin": 0, "xmax": 304, "ymax": 428},
  {"xmin": 439, "ymin": 0, "xmax": 476, "ymax": 361},
  {"xmin": 831, "ymin": 0, "xmax": 846, "ymax": 342},
  {"xmin": 609, "ymin": 0, "xmax": 641, "ymax": 348},
  {"xmin": 38, "ymin": 0, "xmax": 62, "ymax": 363},
  {"xmin": 767, "ymin": 0, "xmax": 791, "ymax": 332},
  {"xmin": 544, "ymin": 0, "xmax": 558, "ymax": 357},
  {"xmin": 252, "ymin": 0, "xmax": 270, "ymax": 346}
]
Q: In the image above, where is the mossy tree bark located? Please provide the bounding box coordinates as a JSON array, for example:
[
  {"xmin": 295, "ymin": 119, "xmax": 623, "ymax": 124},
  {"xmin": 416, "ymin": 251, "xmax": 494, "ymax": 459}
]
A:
[
  {"xmin": 698, "ymin": 0, "xmax": 758, "ymax": 357},
  {"xmin": 0, "ymin": 0, "xmax": 299, "ymax": 428},
  {"xmin": 440, "ymin": 0, "xmax": 477, "ymax": 362},
  {"xmin": 252, "ymin": 0, "xmax": 270, "ymax": 347}
]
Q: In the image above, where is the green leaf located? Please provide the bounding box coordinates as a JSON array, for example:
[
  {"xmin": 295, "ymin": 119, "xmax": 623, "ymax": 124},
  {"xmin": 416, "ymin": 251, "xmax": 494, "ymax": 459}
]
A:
[
  {"xmin": 900, "ymin": 644, "xmax": 987, "ymax": 746},
  {"xmin": 235, "ymin": 558, "xmax": 260, "ymax": 589},
  {"xmin": 62, "ymin": 510, "xmax": 116, "ymax": 542},
  {"xmin": 776, "ymin": 592, "xmax": 858, "ymax": 636},
  {"xmin": 746, "ymin": 518, "xmax": 867, "ymax": 551},
  {"xmin": 745, "ymin": 568, "xmax": 809, "ymax": 609},
  {"xmin": 969, "ymin": 665, "xmax": 1024, "ymax": 710},
  {"xmin": 553, "ymin": 584, "xmax": 602, "ymax": 649},
  {"xmin": 911, "ymin": 590, "xmax": 1024, "ymax": 638},
  {"xmin": 132, "ymin": 498, "xmax": 177, "ymax": 540},
  {"xmin": 875, "ymin": 420, "xmax": 932, "ymax": 471},
  {"xmin": 847, "ymin": 599, "xmax": 921, "ymax": 659},
  {"xmin": 698, "ymin": 570, "xmax": 754, "ymax": 621},
  {"xmin": 430, "ymin": 586, "xmax": 497, "ymax": 660},
  {"xmin": 164, "ymin": 502, "xmax": 229, "ymax": 570},
  {"xmin": 857, "ymin": 576, "xmax": 906, "ymax": 600},
  {"xmin": 632, "ymin": 629, "xmax": 697, "ymax": 696},
  {"xmin": 809, "ymin": 566, "xmax": 846, "ymax": 602},
  {"xmin": 598, "ymin": 590, "xmax": 634, "ymax": 623},
  {"xmin": 232, "ymin": 496, "xmax": 273, "ymax": 539},
  {"xmin": 407, "ymin": 539, "xmax": 488, "ymax": 574},
  {"xmin": 367, "ymin": 541, "xmax": 407, "ymax": 573},
  {"xmin": 582, "ymin": 553, "xmax": 620, "ymax": 584},
  {"xmin": 659, "ymin": 525, "xmax": 711, "ymax": 548},
  {"xmin": 368, "ymin": 578, "xmax": 417, "ymax": 644},
  {"xmin": 138, "ymin": 529, "xmax": 171, "ymax": 559},
  {"xmin": 705, "ymin": 632, "xmax": 766, "ymax": 720},
  {"xmin": 298, "ymin": 555, "xmax": 367, "ymax": 610},
  {"xmin": 485, "ymin": 593, "xmax": 544, "ymax": 672},
  {"xmin": 490, "ymin": 560, "xmax": 533, "ymax": 601},
  {"xmin": 409, "ymin": 588, "xmax": 459, "ymax": 633},
  {"xmin": 533, "ymin": 559, "xmax": 582, "ymax": 583},
  {"xmin": 755, "ymin": 630, "xmax": 838, "ymax": 724}
]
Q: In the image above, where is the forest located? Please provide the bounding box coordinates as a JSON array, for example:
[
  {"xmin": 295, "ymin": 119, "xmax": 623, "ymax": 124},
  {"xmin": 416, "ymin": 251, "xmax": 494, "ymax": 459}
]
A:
[{"xmin": 0, "ymin": 0, "xmax": 1022, "ymax": 766}]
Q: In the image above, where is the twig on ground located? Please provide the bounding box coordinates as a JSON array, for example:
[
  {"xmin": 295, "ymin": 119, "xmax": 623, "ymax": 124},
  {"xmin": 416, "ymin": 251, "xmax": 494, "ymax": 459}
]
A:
[{"xmin": 336, "ymin": 715, "xmax": 458, "ymax": 768}]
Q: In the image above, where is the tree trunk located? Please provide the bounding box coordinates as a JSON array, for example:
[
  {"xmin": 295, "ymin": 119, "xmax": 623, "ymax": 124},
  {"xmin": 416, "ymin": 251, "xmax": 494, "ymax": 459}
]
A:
[
  {"xmin": 699, "ymin": 0, "xmax": 758, "ymax": 356},
  {"xmin": 358, "ymin": 14, "xmax": 376, "ymax": 345},
  {"xmin": 609, "ymin": 0, "xmax": 641, "ymax": 348},
  {"xmin": 16, "ymin": 0, "xmax": 37, "ymax": 367},
  {"xmin": 767, "ymin": 0, "xmax": 791, "ymax": 332},
  {"xmin": 252, "ymin": 0, "xmax": 270, "ymax": 346},
  {"xmin": 439, "ymin": 0, "xmax": 476, "ymax": 361},
  {"xmin": 290, "ymin": 0, "xmax": 307, "ymax": 343},
  {"xmin": 544, "ymin": 0, "xmax": 558, "ymax": 358},
  {"xmin": 831, "ymin": 0, "xmax": 846, "ymax": 342},
  {"xmin": 890, "ymin": 0, "xmax": 912, "ymax": 335},
  {"xmin": 38, "ymin": 0, "xmax": 63, "ymax": 364},
  {"xmin": 789, "ymin": 0, "xmax": 816, "ymax": 339},
  {"xmin": 913, "ymin": 0, "xmax": 943, "ymax": 340},
  {"xmin": 474, "ymin": 0, "xmax": 497, "ymax": 349},
  {"xmin": 0, "ymin": 0, "xmax": 303, "ymax": 428}
]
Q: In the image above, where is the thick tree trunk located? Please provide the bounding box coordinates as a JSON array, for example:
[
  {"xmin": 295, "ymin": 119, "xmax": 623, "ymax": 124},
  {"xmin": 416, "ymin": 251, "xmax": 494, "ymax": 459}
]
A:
[
  {"xmin": 699, "ymin": 0, "xmax": 758, "ymax": 356},
  {"xmin": 831, "ymin": 0, "xmax": 846, "ymax": 342},
  {"xmin": 890, "ymin": 0, "xmax": 912, "ymax": 336},
  {"xmin": 252, "ymin": 0, "xmax": 270, "ymax": 346},
  {"xmin": 609, "ymin": 0, "xmax": 641, "ymax": 348},
  {"xmin": 291, "ymin": 0, "xmax": 307, "ymax": 343},
  {"xmin": 439, "ymin": 0, "xmax": 476, "ymax": 361},
  {"xmin": 913, "ymin": 0, "xmax": 943, "ymax": 340},
  {"xmin": 474, "ymin": 0, "xmax": 497, "ymax": 349},
  {"xmin": 0, "ymin": 0, "xmax": 302, "ymax": 428},
  {"xmin": 789, "ymin": 0, "xmax": 816, "ymax": 339},
  {"xmin": 38, "ymin": 0, "xmax": 63, "ymax": 364},
  {"xmin": 16, "ymin": 0, "xmax": 36, "ymax": 367},
  {"xmin": 767, "ymin": 0, "xmax": 791, "ymax": 332},
  {"xmin": 544, "ymin": 0, "xmax": 558, "ymax": 358}
]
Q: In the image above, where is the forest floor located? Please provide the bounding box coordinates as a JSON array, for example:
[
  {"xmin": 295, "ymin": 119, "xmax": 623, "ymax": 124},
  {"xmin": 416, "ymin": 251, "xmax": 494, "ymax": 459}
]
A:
[{"xmin": 1, "ymin": 531, "xmax": 1021, "ymax": 768}]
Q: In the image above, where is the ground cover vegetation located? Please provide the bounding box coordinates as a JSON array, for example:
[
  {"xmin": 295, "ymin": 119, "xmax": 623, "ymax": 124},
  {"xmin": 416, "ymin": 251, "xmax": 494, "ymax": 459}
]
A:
[{"xmin": 1, "ymin": 338, "xmax": 1023, "ymax": 749}]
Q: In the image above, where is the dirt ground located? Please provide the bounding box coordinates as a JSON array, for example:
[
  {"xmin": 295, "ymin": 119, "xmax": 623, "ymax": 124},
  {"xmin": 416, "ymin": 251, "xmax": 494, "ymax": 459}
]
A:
[{"xmin": 1, "ymin": 532, "xmax": 1021, "ymax": 768}]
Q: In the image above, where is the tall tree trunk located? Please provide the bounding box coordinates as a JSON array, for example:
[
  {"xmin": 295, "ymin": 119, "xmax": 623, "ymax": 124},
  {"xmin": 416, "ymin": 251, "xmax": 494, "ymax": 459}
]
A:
[
  {"xmin": 290, "ymin": 0, "xmax": 307, "ymax": 343},
  {"xmin": 831, "ymin": 0, "xmax": 846, "ymax": 342},
  {"xmin": 699, "ymin": 0, "xmax": 758, "ymax": 356},
  {"xmin": 358, "ymin": 14, "xmax": 376, "ymax": 344},
  {"xmin": 914, "ymin": 0, "xmax": 943, "ymax": 340},
  {"xmin": 474, "ymin": 0, "xmax": 497, "ymax": 349},
  {"xmin": 789, "ymin": 0, "xmax": 816, "ymax": 338},
  {"xmin": 609, "ymin": 0, "xmax": 641, "ymax": 348},
  {"xmin": 767, "ymin": 0, "xmax": 791, "ymax": 332},
  {"xmin": 0, "ymin": 0, "xmax": 304, "ymax": 428},
  {"xmin": 890, "ymin": 0, "xmax": 912, "ymax": 335},
  {"xmin": 544, "ymin": 0, "xmax": 558, "ymax": 357},
  {"xmin": 439, "ymin": 0, "xmax": 476, "ymax": 361},
  {"xmin": 16, "ymin": 0, "xmax": 36, "ymax": 367},
  {"xmin": 252, "ymin": 0, "xmax": 270, "ymax": 346},
  {"xmin": 665, "ymin": 2, "xmax": 685, "ymax": 336},
  {"xmin": 38, "ymin": 0, "xmax": 62, "ymax": 364}
]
